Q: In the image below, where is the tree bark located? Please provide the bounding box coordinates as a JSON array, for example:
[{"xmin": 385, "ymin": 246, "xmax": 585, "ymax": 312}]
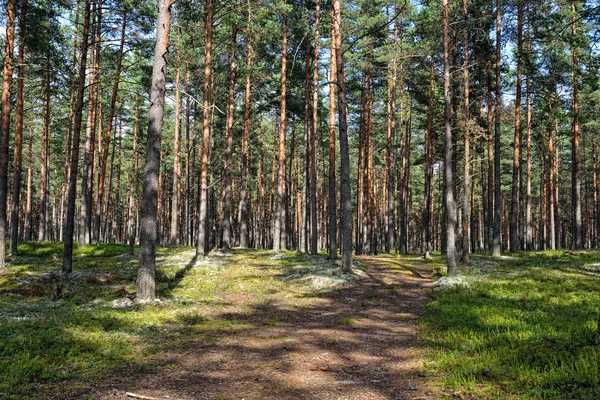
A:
[
  {"xmin": 10, "ymin": 2, "xmax": 26, "ymax": 255},
  {"xmin": 442, "ymin": 0, "xmax": 457, "ymax": 274},
  {"xmin": 273, "ymin": 5, "xmax": 288, "ymax": 251},
  {"xmin": 196, "ymin": 0, "xmax": 213, "ymax": 256},
  {"xmin": 136, "ymin": 0, "xmax": 171, "ymax": 301},
  {"xmin": 309, "ymin": 0, "xmax": 320, "ymax": 255},
  {"xmin": 127, "ymin": 98, "xmax": 139, "ymax": 254},
  {"xmin": 332, "ymin": 0, "xmax": 352, "ymax": 272},
  {"xmin": 461, "ymin": 0, "xmax": 470, "ymax": 262},
  {"xmin": 328, "ymin": 15, "xmax": 337, "ymax": 259},
  {"xmin": 423, "ymin": 62, "xmax": 435, "ymax": 259},
  {"xmin": 570, "ymin": 0, "xmax": 582, "ymax": 249},
  {"xmin": 221, "ymin": 26, "xmax": 237, "ymax": 252},
  {"xmin": 170, "ymin": 25, "xmax": 182, "ymax": 245},
  {"xmin": 62, "ymin": 0, "xmax": 92, "ymax": 277},
  {"xmin": 510, "ymin": 1, "xmax": 523, "ymax": 253},
  {"xmin": 387, "ymin": 12, "xmax": 399, "ymax": 254},
  {"xmin": 492, "ymin": 0, "xmax": 502, "ymax": 257}
]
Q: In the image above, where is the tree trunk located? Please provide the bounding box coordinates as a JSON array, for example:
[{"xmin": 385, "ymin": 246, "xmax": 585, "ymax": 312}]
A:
[
  {"xmin": 10, "ymin": 3, "xmax": 26, "ymax": 256},
  {"xmin": 136, "ymin": 0, "xmax": 171, "ymax": 301},
  {"xmin": 442, "ymin": 0, "xmax": 457, "ymax": 274},
  {"xmin": 570, "ymin": 0, "xmax": 582, "ymax": 249},
  {"xmin": 79, "ymin": 0, "xmax": 100, "ymax": 246},
  {"xmin": 510, "ymin": 2, "xmax": 523, "ymax": 253},
  {"xmin": 423, "ymin": 63, "xmax": 435, "ymax": 259},
  {"xmin": 96, "ymin": 4, "xmax": 127, "ymax": 244},
  {"xmin": 221, "ymin": 26, "xmax": 237, "ymax": 252},
  {"xmin": 492, "ymin": 0, "xmax": 502, "ymax": 257},
  {"xmin": 328, "ymin": 17, "xmax": 337, "ymax": 259},
  {"xmin": 127, "ymin": 98, "xmax": 139, "ymax": 254},
  {"xmin": 273, "ymin": 5, "xmax": 288, "ymax": 251},
  {"xmin": 62, "ymin": 0, "xmax": 92, "ymax": 276},
  {"xmin": 309, "ymin": 0, "xmax": 320, "ymax": 255},
  {"xmin": 25, "ymin": 126, "xmax": 33, "ymax": 241},
  {"xmin": 525, "ymin": 71, "xmax": 533, "ymax": 250},
  {"xmin": 461, "ymin": 0, "xmax": 470, "ymax": 262},
  {"xmin": 170, "ymin": 25, "xmax": 182, "ymax": 245},
  {"xmin": 387, "ymin": 13, "xmax": 399, "ymax": 254},
  {"xmin": 332, "ymin": 0, "xmax": 352, "ymax": 272},
  {"xmin": 196, "ymin": 0, "xmax": 213, "ymax": 256},
  {"xmin": 238, "ymin": 11, "xmax": 253, "ymax": 248}
]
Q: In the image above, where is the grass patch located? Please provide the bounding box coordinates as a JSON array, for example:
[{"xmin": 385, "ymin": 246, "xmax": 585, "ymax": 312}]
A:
[
  {"xmin": 0, "ymin": 244, "xmax": 349, "ymax": 399},
  {"xmin": 339, "ymin": 317, "xmax": 358, "ymax": 325},
  {"xmin": 422, "ymin": 250, "xmax": 600, "ymax": 399}
]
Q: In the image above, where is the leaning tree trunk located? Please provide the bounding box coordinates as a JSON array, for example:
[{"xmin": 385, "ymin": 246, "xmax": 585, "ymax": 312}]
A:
[
  {"xmin": 62, "ymin": 0, "xmax": 92, "ymax": 277},
  {"xmin": 136, "ymin": 0, "xmax": 171, "ymax": 302},
  {"xmin": 332, "ymin": 0, "xmax": 352, "ymax": 272}
]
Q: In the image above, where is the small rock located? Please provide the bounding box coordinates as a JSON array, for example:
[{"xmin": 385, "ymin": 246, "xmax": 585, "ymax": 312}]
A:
[{"xmin": 110, "ymin": 298, "xmax": 134, "ymax": 308}]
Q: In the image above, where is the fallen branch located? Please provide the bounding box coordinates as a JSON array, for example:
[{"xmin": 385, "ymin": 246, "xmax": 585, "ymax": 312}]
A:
[{"xmin": 126, "ymin": 392, "xmax": 170, "ymax": 400}]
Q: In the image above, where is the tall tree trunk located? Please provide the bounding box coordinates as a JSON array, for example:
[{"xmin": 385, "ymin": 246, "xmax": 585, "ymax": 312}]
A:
[
  {"xmin": 221, "ymin": 26, "xmax": 237, "ymax": 252},
  {"xmin": 170, "ymin": 25, "xmax": 182, "ymax": 245},
  {"xmin": 525, "ymin": 71, "xmax": 533, "ymax": 250},
  {"xmin": 79, "ymin": 0, "xmax": 100, "ymax": 246},
  {"xmin": 492, "ymin": 0, "xmax": 502, "ymax": 257},
  {"xmin": 423, "ymin": 63, "xmax": 435, "ymax": 259},
  {"xmin": 309, "ymin": 0, "xmax": 320, "ymax": 255},
  {"xmin": 328, "ymin": 16, "xmax": 337, "ymax": 259},
  {"xmin": 387, "ymin": 12, "xmax": 399, "ymax": 254},
  {"xmin": 510, "ymin": 1, "xmax": 523, "ymax": 253},
  {"xmin": 10, "ymin": 3, "xmax": 26, "ymax": 255},
  {"xmin": 25, "ymin": 126, "xmax": 33, "ymax": 241},
  {"xmin": 127, "ymin": 98, "xmax": 139, "ymax": 254},
  {"xmin": 62, "ymin": 0, "xmax": 92, "ymax": 276},
  {"xmin": 96, "ymin": 4, "xmax": 126, "ymax": 244},
  {"xmin": 442, "ymin": 0, "xmax": 457, "ymax": 274},
  {"xmin": 547, "ymin": 94, "xmax": 555, "ymax": 250},
  {"xmin": 461, "ymin": 0, "xmax": 470, "ymax": 262},
  {"xmin": 273, "ymin": 4, "xmax": 288, "ymax": 251},
  {"xmin": 332, "ymin": 0, "xmax": 352, "ymax": 272},
  {"xmin": 136, "ymin": 0, "xmax": 171, "ymax": 301},
  {"xmin": 39, "ymin": 50, "xmax": 51, "ymax": 241},
  {"xmin": 570, "ymin": 0, "xmax": 582, "ymax": 249},
  {"xmin": 196, "ymin": 0, "xmax": 213, "ymax": 256},
  {"xmin": 238, "ymin": 7, "xmax": 253, "ymax": 248}
]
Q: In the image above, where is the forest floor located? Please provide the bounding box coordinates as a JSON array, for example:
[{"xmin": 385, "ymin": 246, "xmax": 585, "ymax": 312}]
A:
[
  {"xmin": 0, "ymin": 243, "xmax": 437, "ymax": 400},
  {"xmin": 3, "ymin": 244, "xmax": 600, "ymax": 399}
]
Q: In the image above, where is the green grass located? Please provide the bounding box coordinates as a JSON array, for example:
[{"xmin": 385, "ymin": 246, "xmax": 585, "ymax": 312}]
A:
[
  {"xmin": 421, "ymin": 250, "xmax": 600, "ymax": 399},
  {"xmin": 0, "ymin": 243, "xmax": 342, "ymax": 399}
]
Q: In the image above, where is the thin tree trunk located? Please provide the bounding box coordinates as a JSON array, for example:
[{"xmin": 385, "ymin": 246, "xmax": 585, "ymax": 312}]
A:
[
  {"xmin": 423, "ymin": 63, "xmax": 435, "ymax": 259},
  {"xmin": 10, "ymin": 3, "xmax": 26, "ymax": 255},
  {"xmin": 387, "ymin": 12, "xmax": 399, "ymax": 254},
  {"xmin": 461, "ymin": 0, "xmax": 470, "ymax": 262},
  {"xmin": 570, "ymin": 0, "xmax": 582, "ymax": 249},
  {"xmin": 510, "ymin": 1, "xmax": 523, "ymax": 253},
  {"xmin": 136, "ymin": 0, "xmax": 171, "ymax": 301},
  {"xmin": 273, "ymin": 5, "xmax": 288, "ymax": 251},
  {"xmin": 25, "ymin": 126, "xmax": 33, "ymax": 241},
  {"xmin": 328, "ymin": 17, "xmax": 337, "ymax": 259},
  {"xmin": 221, "ymin": 26, "xmax": 237, "ymax": 252},
  {"xmin": 238, "ymin": 7, "xmax": 253, "ymax": 248},
  {"xmin": 442, "ymin": 0, "xmax": 457, "ymax": 274},
  {"xmin": 127, "ymin": 98, "xmax": 139, "ymax": 254},
  {"xmin": 39, "ymin": 51, "xmax": 51, "ymax": 241},
  {"xmin": 332, "ymin": 0, "xmax": 352, "ymax": 272},
  {"xmin": 309, "ymin": 0, "xmax": 320, "ymax": 255},
  {"xmin": 62, "ymin": 0, "xmax": 92, "ymax": 277},
  {"xmin": 96, "ymin": 4, "xmax": 126, "ymax": 244},
  {"xmin": 196, "ymin": 0, "xmax": 214, "ymax": 256},
  {"xmin": 525, "ymin": 72, "xmax": 533, "ymax": 250},
  {"xmin": 492, "ymin": 0, "xmax": 502, "ymax": 257},
  {"xmin": 170, "ymin": 25, "xmax": 182, "ymax": 245}
]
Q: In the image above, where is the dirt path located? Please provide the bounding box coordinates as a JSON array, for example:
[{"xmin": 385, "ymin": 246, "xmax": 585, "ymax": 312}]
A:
[{"xmin": 101, "ymin": 255, "xmax": 434, "ymax": 400}]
